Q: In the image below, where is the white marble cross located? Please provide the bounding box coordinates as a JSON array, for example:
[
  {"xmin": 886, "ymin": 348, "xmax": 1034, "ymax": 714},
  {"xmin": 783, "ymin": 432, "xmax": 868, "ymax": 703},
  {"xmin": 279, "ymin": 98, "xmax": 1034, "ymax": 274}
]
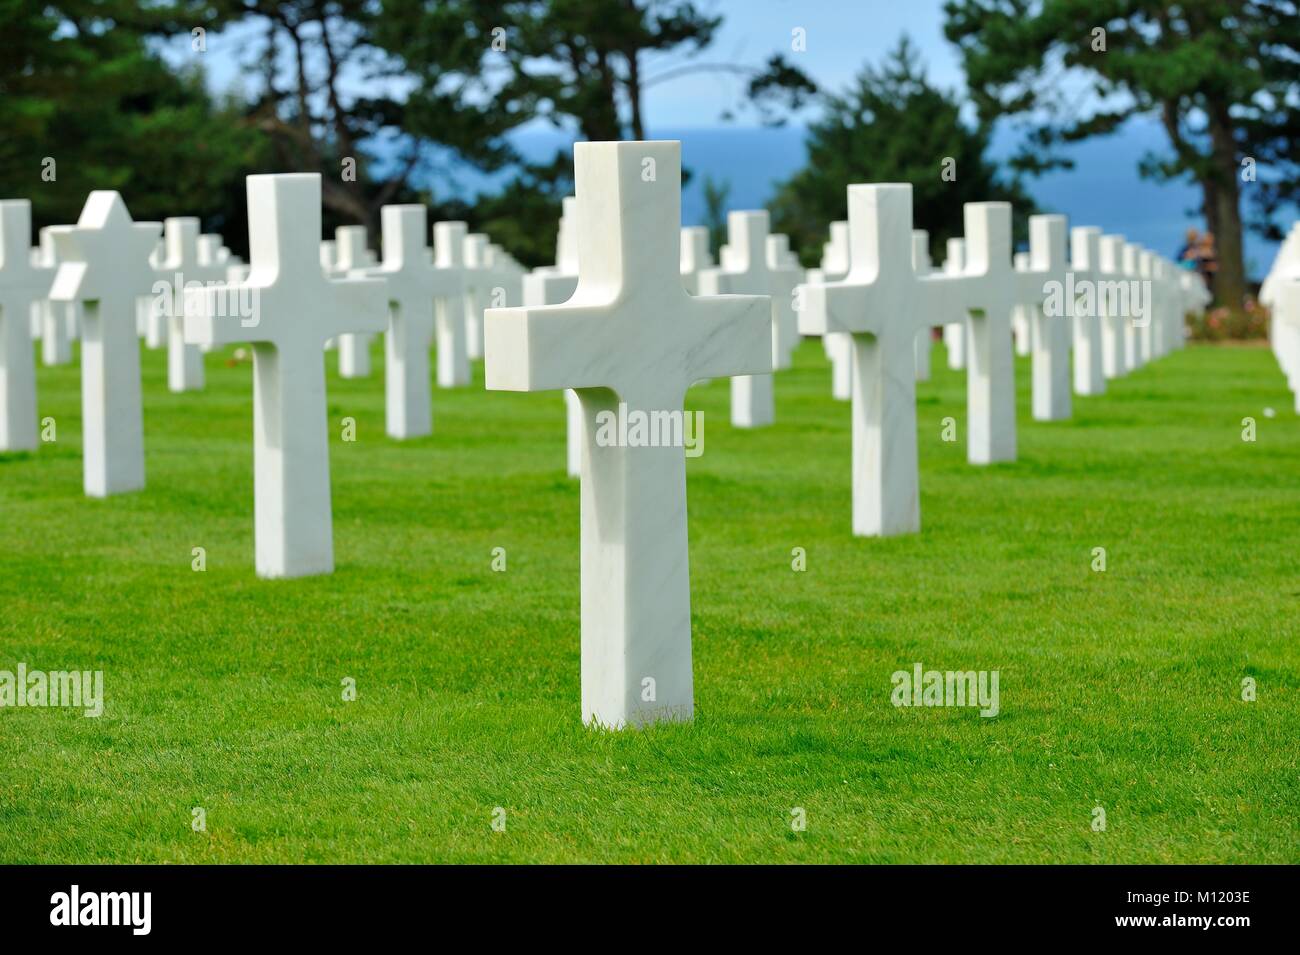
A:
[
  {"xmin": 154, "ymin": 218, "xmax": 226, "ymax": 392},
  {"xmin": 818, "ymin": 221, "xmax": 852, "ymax": 399},
  {"xmin": 522, "ymin": 200, "xmax": 583, "ymax": 477},
  {"xmin": 1133, "ymin": 244, "xmax": 1154, "ymax": 369},
  {"xmin": 333, "ymin": 225, "xmax": 377, "ymax": 377},
  {"xmin": 679, "ymin": 225, "xmax": 713, "ymax": 294},
  {"xmin": 366, "ymin": 204, "xmax": 440, "ymax": 439},
  {"xmin": 1098, "ymin": 234, "xmax": 1129, "ymax": 379},
  {"xmin": 1070, "ymin": 226, "xmax": 1106, "ymax": 396},
  {"xmin": 953, "ymin": 203, "xmax": 1019, "ymax": 465},
  {"xmin": 1012, "ymin": 252, "xmax": 1032, "ymax": 358},
  {"xmin": 485, "ymin": 140, "xmax": 770, "ymax": 729},
  {"xmin": 798, "ymin": 183, "xmax": 973, "ymax": 536},
  {"xmin": 0, "ymin": 201, "xmax": 55, "ymax": 451},
  {"xmin": 1275, "ymin": 278, "xmax": 1300, "ymax": 412},
  {"xmin": 50, "ymin": 193, "xmax": 160, "ymax": 495},
  {"xmin": 698, "ymin": 211, "xmax": 780, "ymax": 428},
  {"xmin": 431, "ymin": 221, "xmax": 470, "ymax": 388},
  {"xmin": 34, "ymin": 228, "xmax": 75, "ymax": 367},
  {"xmin": 912, "ymin": 231, "xmax": 933, "ymax": 381},
  {"xmin": 462, "ymin": 233, "xmax": 492, "ymax": 361},
  {"xmin": 942, "ymin": 238, "xmax": 967, "ymax": 370},
  {"xmin": 184, "ymin": 174, "xmax": 387, "ymax": 578},
  {"xmin": 766, "ymin": 233, "xmax": 802, "ymax": 370},
  {"xmin": 1012, "ymin": 215, "xmax": 1071, "ymax": 422}
]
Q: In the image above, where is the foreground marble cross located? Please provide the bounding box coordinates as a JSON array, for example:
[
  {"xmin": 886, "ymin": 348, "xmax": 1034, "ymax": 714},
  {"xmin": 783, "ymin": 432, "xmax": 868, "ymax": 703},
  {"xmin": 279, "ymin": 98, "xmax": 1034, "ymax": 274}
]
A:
[
  {"xmin": 0, "ymin": 201, "xmax": 54, "ymax": 451},
  {"xmin": 366, "ymin": 205, "xmax": 441, "ymax": 439},
  {"xmin": 51, "ymin": 193, "xmax": 160, "ymax": 495},
  {"xmin": 1070, "ymin": 227, "xmax": 1106, "ymax": 396},
  {"xmin": 485, "ymin": 141, "xmax": 770, "ymax": 729},
  {"xmin": 185, "ymin": 174, "xmax": 387, "ymax": 578},
  {"xmin": 1011, "ymin": 215, "xmax": 1071, "ymax": 421},
  {"xmin": 698, "ymin": 211, "xmax": 780, "ymax": 428},
  {"xmin": 798, "ymin": 183, "xmax": 972, "ymax": 536}
]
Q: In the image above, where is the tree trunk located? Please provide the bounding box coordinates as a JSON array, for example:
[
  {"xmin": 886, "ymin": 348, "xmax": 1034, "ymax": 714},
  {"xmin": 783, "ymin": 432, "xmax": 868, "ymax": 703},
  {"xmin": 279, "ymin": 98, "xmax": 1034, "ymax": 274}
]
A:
[{"xmin": 1205, "ymin": 103, "xmax": 1247, "ymax": 306}]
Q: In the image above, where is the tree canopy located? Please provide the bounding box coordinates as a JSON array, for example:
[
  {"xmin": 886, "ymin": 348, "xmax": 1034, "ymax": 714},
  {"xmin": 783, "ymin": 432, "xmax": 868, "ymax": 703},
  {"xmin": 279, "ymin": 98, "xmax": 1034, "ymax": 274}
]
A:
[
  {"xmin": 769, "ymin": 36, "xmax": 1036, "ymax": 268},
  {"xmin": 943, "ymin": 0, "xmax": 1300, "ymax": 302}
]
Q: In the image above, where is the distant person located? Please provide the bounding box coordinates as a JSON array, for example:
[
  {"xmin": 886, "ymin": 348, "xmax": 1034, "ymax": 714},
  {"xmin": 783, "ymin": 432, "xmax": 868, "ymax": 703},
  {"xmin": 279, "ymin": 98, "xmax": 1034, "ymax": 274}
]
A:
[
  {"xmin": 1176, "ymin": 227, "xmax": 1200, "ymax": 270},
  {"xmin": 1196, "ymin": 231, "xmax": 1219, "ymax": 292}
]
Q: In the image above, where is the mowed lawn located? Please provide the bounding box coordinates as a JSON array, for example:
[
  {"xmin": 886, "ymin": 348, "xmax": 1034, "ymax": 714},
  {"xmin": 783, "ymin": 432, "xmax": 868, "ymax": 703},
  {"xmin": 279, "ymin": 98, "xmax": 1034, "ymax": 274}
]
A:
[{"xmin": 1, "ymin": 334, "xmax": 1296, "ymax": 864}]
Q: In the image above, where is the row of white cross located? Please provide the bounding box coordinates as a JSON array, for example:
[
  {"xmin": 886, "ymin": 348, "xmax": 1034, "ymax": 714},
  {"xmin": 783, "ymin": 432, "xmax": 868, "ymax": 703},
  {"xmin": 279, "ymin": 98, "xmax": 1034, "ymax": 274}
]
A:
[{"xmin": 0, "ymin": 140, "xmax": 1222, "ymax": 729}]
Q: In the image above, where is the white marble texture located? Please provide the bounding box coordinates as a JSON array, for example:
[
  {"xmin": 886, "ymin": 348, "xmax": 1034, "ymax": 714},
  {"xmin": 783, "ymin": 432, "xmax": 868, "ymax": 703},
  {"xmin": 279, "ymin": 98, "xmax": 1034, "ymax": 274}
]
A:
[
  {"xmin": 1136, "ymin": 245, "xmax": 1156, "ymax": 365},
  {"xmin": 798, "ymin": 183, "xmax": 977, "ymax": 537},
  {"xmin": 0, "ymin": 201, "xmax": 54, "ymax": 451},
  {"xmin": 1277, "ymin": 278, "xmax": 1300, "ymax": 411},
  {"xmin": 330, "ymin": 225, "xmax": 378, "ymax": 378},
  {"xmin": 1012, "ymin": 251, "xmax": 1032, "ymax": 357},
  {"xmin": 35, "ymin": 227, "xmax": 74, "ymax": 367},
  {"xmin": 156, "ymin": 218, "xmax": 226, "ymax": 392},
  {"xmin": 484, "ymin": 140, "xmax": 770, "ymax": 729},
  {"xmin": 1013, "ymin": 215, "xmax": 1072, "ymax": 422},
  {"xmin": 184, "ymin": 173, "xmax": 387, "ymax": 578},
  {"xmin": 522, "ymin": 200, "xmax": 582, "ymax": 476},
  {"xmin": 1122, "ymin": 242, "xmax": 1144, "ymax": 370},
  {"xmin": 50, "ymin": 193, "xmax": 160, "ymax": 496},
  {"xmin": 954, "ymin": 203, "xmax": 1018, "ymax": 466},
  {"xmin": 1262, "ymin": 224, "xmax": 1300, "ymax": 394},
  {"xmin": 431, "ymin": 221, "xmax": 470, "ymax": 388},
  {"xmin": 462, "ymin": 233, "xmax": 490, "ymax": 361},
  {"xmin": 365, "ymin": 204, "xmax": 441, "ymax": 439},
  {"xmin": 1098, "ymin": 234, "xmax": 1129, "ymax": 379},
  {"xmin": 912, "ymin": 231, "xmax": 933, "ymax": 381},
  {"xmin": 817, "ymin": 221, "xmax": 852, "ymax": 400},
  {"xmin": 698, "ymin": 211, "xmax": 780, "ymax": 428},
  {"xmin": 942, "ymin": 238, "xmax": 967, "ymax": 370},
  {"xmin": 332, "ymin": 227, "xmax": 379, "ymax": 376},
  {"xmin": 1070, "ymin": 227, "xmax": 1106, "ymax": 396},
  {"xmin": 766, "ymin": 233, "xmax": 802, "ymax": 370},
  {"xmin": 679, "ymin": 225, "xmax": 713, "ymax": 295}
]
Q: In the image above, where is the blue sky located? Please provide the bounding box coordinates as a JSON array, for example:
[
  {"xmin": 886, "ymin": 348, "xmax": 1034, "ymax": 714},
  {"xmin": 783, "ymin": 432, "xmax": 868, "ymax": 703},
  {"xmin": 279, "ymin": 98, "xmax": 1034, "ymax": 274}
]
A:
[{"xmin": 635, "ymin": 0, "xmax": 966, "ymax": 128}]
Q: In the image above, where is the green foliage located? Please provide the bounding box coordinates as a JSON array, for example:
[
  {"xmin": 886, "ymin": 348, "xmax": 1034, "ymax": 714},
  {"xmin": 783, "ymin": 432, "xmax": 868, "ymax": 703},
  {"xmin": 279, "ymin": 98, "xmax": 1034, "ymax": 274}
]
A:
[
  {"xmin": 943, "ymin": 0, "xmax": 1300, "ymax": 302},
  {"xmin": 701, "ymin": 174, "xmax": 730, "ymax": 256},
  {"xmin": 769, "ymin": 36, "xmax": 1036, "ymax": 267},
  {"xmin": 377, "ymin": 0, "xmax": 816, "ymax": 265},
  {"xmin": 0, "ymin": 1, "xmax": 266, "ymax": 239}
]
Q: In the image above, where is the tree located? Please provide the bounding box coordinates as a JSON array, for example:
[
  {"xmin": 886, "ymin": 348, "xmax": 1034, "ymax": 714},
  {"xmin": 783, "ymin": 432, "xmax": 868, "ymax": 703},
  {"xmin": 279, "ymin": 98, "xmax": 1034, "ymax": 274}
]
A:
[
  {"xmin": 379, "ymin": 0, "xmax": 817, "ymax": 259},
  {"xmin": 212, "ymin": 0, "xmax": 530, "ymax": 238},
  {"xmin": 0, "ymin": 1, "xmax": 264, "ymax": 237},
  {"xmin": 943, "ymin": 0, "xmax": 1300, "ymax": 305},
  {"xmin": 769, "ymin": 36, "xmax": 1036, "ymax": 267},
  {"xmin": 701, "ymin": 174, "xmax": 730, "ymax": 255}
]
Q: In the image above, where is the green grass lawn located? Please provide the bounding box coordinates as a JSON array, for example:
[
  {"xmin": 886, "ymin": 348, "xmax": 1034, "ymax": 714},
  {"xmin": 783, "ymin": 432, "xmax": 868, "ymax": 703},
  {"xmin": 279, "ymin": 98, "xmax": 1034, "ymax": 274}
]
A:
[{"xmin": 1, "ymin": 335, "xmax": 1297, "ymax": 864}]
